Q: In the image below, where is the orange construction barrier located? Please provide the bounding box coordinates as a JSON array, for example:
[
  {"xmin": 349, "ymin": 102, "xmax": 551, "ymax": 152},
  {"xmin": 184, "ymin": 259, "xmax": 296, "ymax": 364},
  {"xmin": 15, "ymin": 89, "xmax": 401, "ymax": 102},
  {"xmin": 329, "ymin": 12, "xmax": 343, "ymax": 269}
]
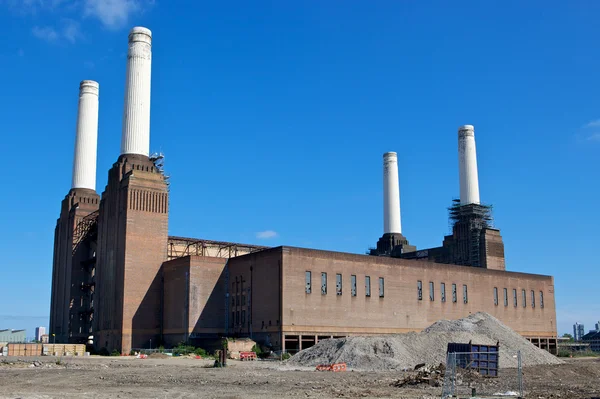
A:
[
  {"xmin": 240, "ymin": 351, "xmax": 257, "ymax": 361},
  {"xmin": 316, "ymin": 363, "xmax": 347, "ymax": 372}
]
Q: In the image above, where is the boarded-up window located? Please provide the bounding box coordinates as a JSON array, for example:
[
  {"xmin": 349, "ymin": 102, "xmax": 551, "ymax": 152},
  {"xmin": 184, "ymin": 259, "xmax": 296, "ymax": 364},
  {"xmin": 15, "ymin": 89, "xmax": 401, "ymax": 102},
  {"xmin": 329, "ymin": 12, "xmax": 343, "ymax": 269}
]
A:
[
  {"xmin": 504, "ymin": 288, "xmax": 508, "ymax": 307},
  {"xmin": 305, "ymin": 271, "xmax": 311, "ymax": 294},
  {"xmin": 336, "ymin": 274, "xmax": 342, "ymax": 296},
  {"xmin": 379, "ymin": 278, "xmax": 384, "ymax": 298},
  {"xmin": 351, "ymin": 275, "xmax": 357, "ymax": 297},
  {"xmin": 494, "ymin": 287, "xmax": 498, "ymax": 306},
  {"xmin": 452, "ymin": 284, "xmax": 457, "ymax": 303},
  {"xmin": 441, "ymin": 283, "xmax": 446, "ymax": 302},
  {"xmin": 321, "ymin": 273, "xmax": 327, "ymax": 295},
  {"xmin": 429, "ymin": 282, "xmax": 434, "ymax": 301},
  {"xmin": 417, "ymin": 281, "xmax": 423, "ymax": 300},
  {"xmin": 365, "ymin": 276, "xmax": 371, "ymax": 297}
]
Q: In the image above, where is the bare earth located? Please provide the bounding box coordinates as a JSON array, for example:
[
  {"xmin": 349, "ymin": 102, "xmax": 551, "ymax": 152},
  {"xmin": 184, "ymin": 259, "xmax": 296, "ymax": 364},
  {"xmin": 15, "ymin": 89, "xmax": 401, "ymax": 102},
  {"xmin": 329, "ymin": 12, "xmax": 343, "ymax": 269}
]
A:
[{"xmin": 1, "ymin": 356, "xmax": 599, "ymax": 398}]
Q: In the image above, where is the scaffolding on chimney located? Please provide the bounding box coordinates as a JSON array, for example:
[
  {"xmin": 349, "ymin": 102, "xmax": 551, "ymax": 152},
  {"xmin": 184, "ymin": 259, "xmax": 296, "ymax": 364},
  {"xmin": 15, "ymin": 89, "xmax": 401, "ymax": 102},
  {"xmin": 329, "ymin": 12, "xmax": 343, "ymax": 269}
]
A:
[{"xmin": 448, "ymin": 200, "xmax": 493, "ymax": 267}]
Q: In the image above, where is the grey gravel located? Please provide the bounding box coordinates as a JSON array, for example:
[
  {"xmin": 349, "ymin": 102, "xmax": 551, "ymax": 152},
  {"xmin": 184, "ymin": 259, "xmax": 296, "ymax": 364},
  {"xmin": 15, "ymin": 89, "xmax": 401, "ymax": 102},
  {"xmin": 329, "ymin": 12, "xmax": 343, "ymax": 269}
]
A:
[{"xmin": 287, "ymin": 312, "xmax": 562, "ymax": 371}]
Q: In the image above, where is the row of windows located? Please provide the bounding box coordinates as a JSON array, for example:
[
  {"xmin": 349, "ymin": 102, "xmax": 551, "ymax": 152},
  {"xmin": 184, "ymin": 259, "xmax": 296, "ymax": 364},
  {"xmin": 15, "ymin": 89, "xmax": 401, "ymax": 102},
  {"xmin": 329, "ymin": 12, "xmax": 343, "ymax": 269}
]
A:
[
  {"xmin": 493, "ymin": 287, "xmax": 544, "ymax": 309},
  {"xmin": 305, "ymin": 272, "xmax": 384, "ymax": 298},
  {"xmin": 418, "ymin": 281, "xmax": 468, "ymax": 303}
]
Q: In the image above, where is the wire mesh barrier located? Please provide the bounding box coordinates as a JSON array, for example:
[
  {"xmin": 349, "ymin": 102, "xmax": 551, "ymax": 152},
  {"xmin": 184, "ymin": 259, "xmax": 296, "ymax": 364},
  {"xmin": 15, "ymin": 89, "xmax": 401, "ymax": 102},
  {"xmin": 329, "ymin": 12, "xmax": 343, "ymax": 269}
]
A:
[{"xmin": 442, "ymin": 351, "xmax": 523, "ymax": 399}]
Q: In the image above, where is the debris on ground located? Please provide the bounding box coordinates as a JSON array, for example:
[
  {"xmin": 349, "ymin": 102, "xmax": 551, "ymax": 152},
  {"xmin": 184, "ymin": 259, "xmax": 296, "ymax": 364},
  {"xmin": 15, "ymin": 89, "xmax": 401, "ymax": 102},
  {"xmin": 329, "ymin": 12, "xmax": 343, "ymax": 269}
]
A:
[
  {"xmin": 287, "ymin": 312, "xmax": 562, "ymax": 371},
  {"xmin": 391, "ymin": 363, "xmax": 445, "ymax": 387}
]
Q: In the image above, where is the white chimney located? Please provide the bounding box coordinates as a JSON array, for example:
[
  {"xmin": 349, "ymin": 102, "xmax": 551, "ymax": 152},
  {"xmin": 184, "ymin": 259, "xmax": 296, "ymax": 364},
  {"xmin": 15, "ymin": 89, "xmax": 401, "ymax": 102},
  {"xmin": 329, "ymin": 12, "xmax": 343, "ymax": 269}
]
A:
[
  {"xmin": 458, "ymin": 125, "xmax": 480, "ymax": 205},
  {"xmin": 120, "ymin": 26, "xmax": 152, "ymax": 157},
  {"xmin": 71, "ymin": 80, "xmax": 99, "ymax": 191},
  {"xmin": 383, "ymin": 152, "xmax": 402, "ymax": 234}
]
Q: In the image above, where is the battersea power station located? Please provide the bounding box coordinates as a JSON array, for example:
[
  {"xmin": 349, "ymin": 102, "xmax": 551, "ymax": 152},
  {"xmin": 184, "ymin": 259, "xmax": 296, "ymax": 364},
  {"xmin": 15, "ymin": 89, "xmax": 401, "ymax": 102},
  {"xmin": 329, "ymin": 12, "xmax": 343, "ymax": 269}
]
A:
[{"xmin": 50, "ymin": 27, "xmax": 558, "ymax": 355}]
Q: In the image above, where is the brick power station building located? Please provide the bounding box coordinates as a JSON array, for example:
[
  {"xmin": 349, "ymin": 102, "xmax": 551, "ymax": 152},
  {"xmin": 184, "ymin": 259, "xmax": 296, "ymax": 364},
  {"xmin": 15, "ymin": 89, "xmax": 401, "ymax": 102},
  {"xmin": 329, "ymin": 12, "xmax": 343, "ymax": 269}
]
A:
[{"xmin": 50, "ymin": 27, "xmax": 558, "ymax": 355}]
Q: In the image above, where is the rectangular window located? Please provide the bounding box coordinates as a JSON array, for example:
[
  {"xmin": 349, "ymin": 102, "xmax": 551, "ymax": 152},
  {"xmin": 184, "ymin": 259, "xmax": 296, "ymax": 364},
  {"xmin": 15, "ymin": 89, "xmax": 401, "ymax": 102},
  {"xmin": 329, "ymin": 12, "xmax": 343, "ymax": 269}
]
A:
[
  {"xmin": 236, "ymin": 311, "xmax": 240, "ymax": 325},
  {"xmin": 336, "ymin": 274, "xmax": 342, "ymax": 296},
  {"xmin": 241, "ymin": 310, "xmax": 246, "ymax": 325},
  {"xmin": 417, "ymin": 280, "xmax": 423, "ymax": 300},
  {"xmin": 321, "ymin": 273, "xmax": 327, "ymax": 295},
  {"xmin": 513, "ymin": 289, "xmax": 517, "ymax": 307},
  {"xmin": 242, "ymin": 295, "xmax": 246, "ymax": 306},
  {"xmin": 441, "ymin": 283, "xmax": 446, "ymax": 302},
  {"xmin": 531, "ymin": 290, "xmax": 535, "ymax": 308},
  {"xmin": 540, "ymin": 291, "xmax": 544, "ymax": 308},
  {"xmin": 305, "ymin": 271, "xmax": 311, "ymax": 294},
  {"xmin": 231, "ymin": 296, "xmax": 235, "ymax": 307},
  {"xmin": 522, "ymin": 289, "xmax": 526, "ymax": 308},
  {"xmin": 463, "ymin": 285, "xmax": 468, "ymax": 304},
  {"xmin": 230, "ymin": 312, "xmax": 234, "ymax": 327},
  {"xmin": 379, "ymin": 277, "xmax": 385, "ymax": 298},
  {"xmin": 365, "ymin": 276, "xmax": 371, "ymax": 297},
  {"xmin": 493, "ymin": 287, "xmax": 498, "ymax": 306},
  {"xmin": 504, "ymin": 288, "xmax": 508, "ymax": 307},
  {"xmin": 452, "ymin": 284, "xmax": 457, "ymax": 303},
  {"xmin": 429, "ymin": 282, "xmax": 434, "ymax": 301},
  {"xmin": 351, "ymin": 275, "xmax": 357, "ymax": 297}
]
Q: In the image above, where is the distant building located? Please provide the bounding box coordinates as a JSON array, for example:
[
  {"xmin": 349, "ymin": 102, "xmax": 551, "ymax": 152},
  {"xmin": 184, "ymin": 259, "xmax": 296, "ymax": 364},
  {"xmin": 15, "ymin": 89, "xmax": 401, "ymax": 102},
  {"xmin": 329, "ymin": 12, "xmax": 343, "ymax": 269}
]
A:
[
  {"xmin": 582, "ymin": 330, "xmax": 600, "ymax": 352},
  {"xmin": 0, "ymin": 329, "xmax": 26, "ymax": 343},
  {"xmin": 595, "ymin": 321, "xmax": 600, "ymax": 332},
  {"xmin": 41, "ymin": 334, "xmax": 49, "ymax": 344},
  {"xmin": 35, "ymin": 327, "xmax": 46, "ymax": 342},
  {"xmin": 574, "ymin": 322, "xmax": 585, "ymax": 341}
]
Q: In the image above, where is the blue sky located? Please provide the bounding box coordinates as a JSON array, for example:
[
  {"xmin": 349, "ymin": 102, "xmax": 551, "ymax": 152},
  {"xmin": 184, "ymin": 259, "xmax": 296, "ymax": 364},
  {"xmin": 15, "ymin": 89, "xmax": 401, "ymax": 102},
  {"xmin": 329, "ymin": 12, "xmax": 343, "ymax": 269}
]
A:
[{"xmin": 0, "ymin": 1, "xmax": 598, "ymax": 338}]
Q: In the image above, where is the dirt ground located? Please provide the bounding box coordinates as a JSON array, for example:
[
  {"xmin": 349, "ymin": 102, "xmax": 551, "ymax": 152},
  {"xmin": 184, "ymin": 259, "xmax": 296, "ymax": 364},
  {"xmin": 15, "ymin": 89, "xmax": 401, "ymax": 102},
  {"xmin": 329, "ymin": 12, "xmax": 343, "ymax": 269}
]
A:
[{"xmin": 0, "ymin": 355, "xmax": 599, "ymax": 398}]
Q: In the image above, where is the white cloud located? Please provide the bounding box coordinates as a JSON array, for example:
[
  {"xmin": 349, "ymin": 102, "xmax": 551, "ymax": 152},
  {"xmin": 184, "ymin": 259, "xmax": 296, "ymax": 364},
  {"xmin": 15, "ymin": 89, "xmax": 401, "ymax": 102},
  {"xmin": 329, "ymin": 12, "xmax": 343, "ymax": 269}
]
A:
[
  {"xmin": 2, "ymin": 0, "xmax": 71, "ymax": 13},
  {"xmin": 62, "ymin": 18, "xmax": 81, "ymax": 43},
  {"xmin": 31, "ymin": 19, "xmax": 81, "ymax": 44},
  {"xmin": 83, "ymin": 0, "xmax": 151, "ymax": 29},
  {"xmin": 586, "ymin": 133, "xmax": 600, "ymax": 142},
  {"xmin": 256, "ymin": 230, "xmax": 278, "ymax": 239},
  {"xmin": 32, "ymin": 25, "xmax": 59, "ymax": 42},
  {"xmin": 583, "ymin": 119, "xmax": 600, "ymax": 128}
]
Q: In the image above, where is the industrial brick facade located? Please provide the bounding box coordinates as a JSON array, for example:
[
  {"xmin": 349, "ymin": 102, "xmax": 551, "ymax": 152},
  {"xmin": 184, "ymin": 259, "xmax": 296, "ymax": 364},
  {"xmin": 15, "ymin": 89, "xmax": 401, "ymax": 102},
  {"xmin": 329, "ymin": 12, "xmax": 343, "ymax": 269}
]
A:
[
  {"xmin": 49, "ymin": 188, "xmax": 99, "ymax": 343},
  {"xmin": 94, "ymin": 154, "xmax": 168, "ymax": 354},
  {"xmin": 221, "ymin": 246, "xmax": 557, "ymax": 353}
]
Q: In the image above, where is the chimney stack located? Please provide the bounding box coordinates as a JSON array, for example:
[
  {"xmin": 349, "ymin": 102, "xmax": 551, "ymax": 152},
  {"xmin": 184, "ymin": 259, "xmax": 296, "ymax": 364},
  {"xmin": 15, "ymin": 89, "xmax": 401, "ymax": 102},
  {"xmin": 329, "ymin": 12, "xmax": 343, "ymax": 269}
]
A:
[
  {"xmin": 383, "ymin": 152, "xmax": 402, "ymax": 234},
  {"xmin": 458, "ymin": 125, "xmax": 480, "ymax": 205},
  {"xmin": 120, "ymin": 26, "xmax": 152, "ymax": 157},
  {"xmin": 71, "ymin": 80, "xmax": 99, "ymax": 191}
]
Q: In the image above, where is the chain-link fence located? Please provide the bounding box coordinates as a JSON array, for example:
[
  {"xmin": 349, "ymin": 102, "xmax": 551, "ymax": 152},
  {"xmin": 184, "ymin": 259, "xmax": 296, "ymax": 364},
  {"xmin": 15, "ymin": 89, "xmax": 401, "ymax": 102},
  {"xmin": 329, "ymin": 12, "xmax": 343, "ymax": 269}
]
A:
[{"xmin": 442, "ymin": 350, "xmax": 523, "ymax": 398}]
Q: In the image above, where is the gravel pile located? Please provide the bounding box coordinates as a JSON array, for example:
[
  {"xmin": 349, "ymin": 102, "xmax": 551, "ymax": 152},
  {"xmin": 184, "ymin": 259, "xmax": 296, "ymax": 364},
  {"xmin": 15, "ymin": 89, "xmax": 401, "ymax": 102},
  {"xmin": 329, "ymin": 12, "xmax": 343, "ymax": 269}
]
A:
[{"xmin": 287, "ymin": 312, "xmax": 562, "ymax": 371}]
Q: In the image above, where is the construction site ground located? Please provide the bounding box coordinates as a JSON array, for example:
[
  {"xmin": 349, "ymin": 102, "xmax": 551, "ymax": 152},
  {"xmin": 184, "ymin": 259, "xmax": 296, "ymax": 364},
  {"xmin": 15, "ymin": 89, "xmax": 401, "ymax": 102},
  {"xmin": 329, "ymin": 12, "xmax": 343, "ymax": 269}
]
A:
[{"xmin": 1, "ymin": 355, "xmax": 599, "ymax": 398}]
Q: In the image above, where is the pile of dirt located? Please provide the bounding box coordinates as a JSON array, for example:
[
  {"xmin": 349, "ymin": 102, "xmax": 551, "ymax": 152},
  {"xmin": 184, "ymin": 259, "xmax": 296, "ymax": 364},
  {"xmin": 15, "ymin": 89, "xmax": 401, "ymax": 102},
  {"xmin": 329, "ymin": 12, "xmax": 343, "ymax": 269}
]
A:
[{"xmin": 287, "ymin": 312, "xmax": 562, "ymax": 371}]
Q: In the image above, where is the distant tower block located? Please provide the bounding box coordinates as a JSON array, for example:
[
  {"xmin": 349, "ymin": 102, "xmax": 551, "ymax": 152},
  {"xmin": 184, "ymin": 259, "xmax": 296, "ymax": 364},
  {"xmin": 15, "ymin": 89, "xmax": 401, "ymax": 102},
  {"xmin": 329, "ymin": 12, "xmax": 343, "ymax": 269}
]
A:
[
  {"xmin": 121, "ymin": 27, "xmax": 152, "ymax": 157},
  {"xmin": 72, "ymin": 80, "xmax": 99, "ymax": 190},
  {"xmin": 458, "ymin": 125, "xmax": 480, "ymax": 205},
  {"xmin": 383, "ymin": 152, "xmax": 402, "ymax": 234},
  {"xmin": 370, "ymin": 152, "xmax": 415, "ymax": 257}
]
